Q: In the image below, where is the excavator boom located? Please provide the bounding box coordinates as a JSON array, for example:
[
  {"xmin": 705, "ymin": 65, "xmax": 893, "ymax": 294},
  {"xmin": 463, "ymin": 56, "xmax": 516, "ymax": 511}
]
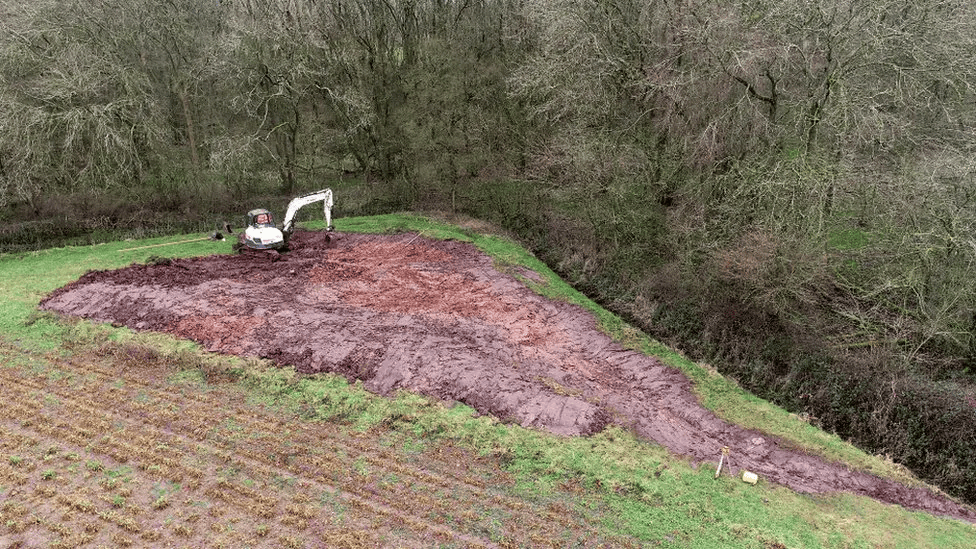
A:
[{"xmin": 282, "ymin": 188, "xmax": 334, "ymax": 235}]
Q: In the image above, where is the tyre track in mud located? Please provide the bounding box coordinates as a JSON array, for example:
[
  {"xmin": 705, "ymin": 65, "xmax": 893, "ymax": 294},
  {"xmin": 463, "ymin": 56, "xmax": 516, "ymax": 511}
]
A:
[
  {"xmin": 0, "ymin": 346, "xmax": 624, "ymax": 547},
  {"xmin": 39, "ymin": 230, "xmax": 976, "ymax": 524}
]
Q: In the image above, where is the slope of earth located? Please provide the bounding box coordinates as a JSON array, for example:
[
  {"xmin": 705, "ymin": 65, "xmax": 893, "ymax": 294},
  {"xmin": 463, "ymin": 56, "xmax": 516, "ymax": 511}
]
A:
[{"xmin": 40, "ymin": 230, "xmax": 976, "ymax": 524}]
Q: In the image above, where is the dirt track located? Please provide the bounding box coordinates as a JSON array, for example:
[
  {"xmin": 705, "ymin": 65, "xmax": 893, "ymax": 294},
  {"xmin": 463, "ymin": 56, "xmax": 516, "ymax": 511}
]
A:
[{"xmin": 40, "ymin": 230, "xmax": 976, "ymax": 523}]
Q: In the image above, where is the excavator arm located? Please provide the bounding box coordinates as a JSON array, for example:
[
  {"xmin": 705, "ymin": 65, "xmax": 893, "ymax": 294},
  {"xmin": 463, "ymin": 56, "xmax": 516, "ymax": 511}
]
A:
[{"xmin": 281, "ymin": 188, "xmax": 334, "ymax": 236}]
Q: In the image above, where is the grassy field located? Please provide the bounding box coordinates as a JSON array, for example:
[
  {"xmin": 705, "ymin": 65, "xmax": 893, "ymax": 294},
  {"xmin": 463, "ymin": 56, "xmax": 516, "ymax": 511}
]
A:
[{"xmin": 1, "ymin": 213, "xmax": 974, "ymax": 548}]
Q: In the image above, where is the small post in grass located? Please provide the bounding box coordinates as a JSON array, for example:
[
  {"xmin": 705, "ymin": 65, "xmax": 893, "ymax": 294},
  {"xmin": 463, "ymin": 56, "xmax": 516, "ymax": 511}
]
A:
[{"xmin": 715, "ymin": 446, "xmax": 730, "ymax": 479}]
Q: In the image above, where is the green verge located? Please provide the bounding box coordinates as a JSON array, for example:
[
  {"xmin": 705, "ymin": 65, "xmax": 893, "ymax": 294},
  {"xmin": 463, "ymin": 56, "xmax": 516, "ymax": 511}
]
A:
[{"xmin": 1, "ymin": 213, "xmax": 974, "ymax": 547}]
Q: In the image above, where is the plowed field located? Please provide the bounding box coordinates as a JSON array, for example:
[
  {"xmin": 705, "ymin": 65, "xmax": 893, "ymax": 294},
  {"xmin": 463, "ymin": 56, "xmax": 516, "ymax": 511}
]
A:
[{"xmin": 0, "ymin": 340, "xmax": 631, "ymax": 547}]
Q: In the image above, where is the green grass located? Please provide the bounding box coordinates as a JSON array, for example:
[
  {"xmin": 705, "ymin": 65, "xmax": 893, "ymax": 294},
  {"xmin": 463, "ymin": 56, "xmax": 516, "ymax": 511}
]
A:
[{"xmin": 1, "ymin": 213, "xmax": 975, "ymax": 547}]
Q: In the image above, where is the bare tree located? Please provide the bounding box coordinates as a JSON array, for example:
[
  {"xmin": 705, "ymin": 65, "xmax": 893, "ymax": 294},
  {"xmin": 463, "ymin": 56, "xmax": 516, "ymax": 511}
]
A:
[{"xmin": 0, "ymin": 0, "xmax": 166, "ymax": 209}]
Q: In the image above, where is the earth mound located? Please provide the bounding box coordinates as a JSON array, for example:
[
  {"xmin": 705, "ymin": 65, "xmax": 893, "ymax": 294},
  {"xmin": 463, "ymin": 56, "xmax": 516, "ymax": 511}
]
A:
[{"xmin": 40, "ymin": 230, "xmax": 976, "ymax": 522}]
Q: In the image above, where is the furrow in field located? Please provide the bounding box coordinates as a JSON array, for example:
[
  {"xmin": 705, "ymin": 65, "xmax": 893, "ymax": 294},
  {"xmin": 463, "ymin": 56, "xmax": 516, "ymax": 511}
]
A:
[
  {"xmin": 24, "ymin": 351, "xmax": 609, "ymax": 543},
  {"xmin": 2, "ymin": 354, "xmax": 601, "ymax": 546},
  {"xmin": 58, "ymin": 354, "xmax": 508, "ymax": 496},
  {"xmin": 0, "ymin": 379, "xmax": 406, "ymax": 546}
]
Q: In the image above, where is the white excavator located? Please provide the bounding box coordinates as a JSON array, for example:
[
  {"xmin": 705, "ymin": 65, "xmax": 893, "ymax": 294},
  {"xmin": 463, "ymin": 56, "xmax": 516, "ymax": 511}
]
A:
[{"xmin": 242, "ymin": 188, "xmax": 334, "ymax": 250}]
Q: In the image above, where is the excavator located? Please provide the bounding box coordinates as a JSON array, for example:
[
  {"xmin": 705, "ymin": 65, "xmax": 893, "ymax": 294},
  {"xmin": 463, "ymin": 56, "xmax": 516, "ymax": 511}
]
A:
[{"xmin": 242, "ymin": 188, "xmax": 334, "ymax": 251}]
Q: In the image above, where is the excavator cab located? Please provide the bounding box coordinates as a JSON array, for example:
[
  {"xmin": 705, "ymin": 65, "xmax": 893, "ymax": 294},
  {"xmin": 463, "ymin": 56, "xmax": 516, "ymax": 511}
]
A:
[
  {"xmin": 243, "ymin": 208, "xmax": 285, "ymax": 250},
  {"xmin": 247, "ymin": 209, "xmax": 276, "ymax": 228}
]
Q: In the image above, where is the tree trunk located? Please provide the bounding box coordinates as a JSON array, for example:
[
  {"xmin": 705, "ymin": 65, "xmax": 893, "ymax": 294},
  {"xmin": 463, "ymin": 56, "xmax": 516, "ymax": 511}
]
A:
[{"xmin": 179, "ymin": 87, "xmax": 200, "ymax": 172}]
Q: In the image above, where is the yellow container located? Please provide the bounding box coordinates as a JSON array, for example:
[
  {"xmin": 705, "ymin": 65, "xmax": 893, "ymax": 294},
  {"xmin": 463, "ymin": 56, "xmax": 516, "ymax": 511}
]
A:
[{"xmin": 741, "ymin": 471, "xmax": 759, "ymax": 485}]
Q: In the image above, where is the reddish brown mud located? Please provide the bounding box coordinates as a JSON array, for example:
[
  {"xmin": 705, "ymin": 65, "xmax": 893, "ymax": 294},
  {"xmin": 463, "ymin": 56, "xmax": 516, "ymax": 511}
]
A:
[{"xmin": 40, "ymin": 231, "xmax": 976, "ymax": 523}]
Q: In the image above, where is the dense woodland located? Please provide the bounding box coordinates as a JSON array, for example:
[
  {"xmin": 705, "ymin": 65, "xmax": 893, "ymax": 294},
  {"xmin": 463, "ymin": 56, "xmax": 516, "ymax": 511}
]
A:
[{"xmin": 2, "ymin": 0, "xmax": 976, "ymax": 504}]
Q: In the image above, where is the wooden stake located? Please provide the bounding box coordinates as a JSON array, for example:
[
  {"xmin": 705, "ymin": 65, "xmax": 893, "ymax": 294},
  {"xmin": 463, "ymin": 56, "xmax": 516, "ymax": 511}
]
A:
[{"xmin": 715, "ymin": 446, "xmax": 730, "ymax": 478}]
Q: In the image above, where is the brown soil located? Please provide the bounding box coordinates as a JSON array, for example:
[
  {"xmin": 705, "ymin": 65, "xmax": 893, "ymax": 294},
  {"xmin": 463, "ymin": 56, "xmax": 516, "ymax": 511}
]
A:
[{"xmin": 40, "ymin": 230, "xmax": 976, "ymax": 523}]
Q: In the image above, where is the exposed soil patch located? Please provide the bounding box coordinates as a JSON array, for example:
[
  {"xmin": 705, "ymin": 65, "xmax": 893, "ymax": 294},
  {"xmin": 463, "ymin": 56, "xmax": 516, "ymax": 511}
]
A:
[{"xmin": 40, "ymin": 230, "xmax": 976, "ymax": 523}]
